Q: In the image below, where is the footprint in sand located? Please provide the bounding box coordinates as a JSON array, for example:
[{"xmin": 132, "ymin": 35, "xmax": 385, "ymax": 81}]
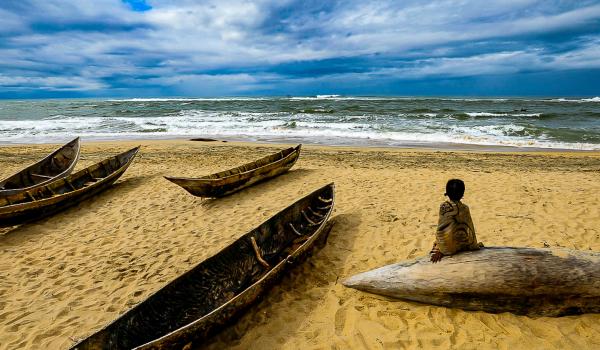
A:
[{"xmin": 334, "ymin": 305, "xmax": 347, "ymax": 335}]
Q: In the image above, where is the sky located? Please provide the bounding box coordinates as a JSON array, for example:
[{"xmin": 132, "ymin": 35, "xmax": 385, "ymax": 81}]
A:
[{"xmin": 0, "ymin": 0, "xmax": 599, "ymax": 98}]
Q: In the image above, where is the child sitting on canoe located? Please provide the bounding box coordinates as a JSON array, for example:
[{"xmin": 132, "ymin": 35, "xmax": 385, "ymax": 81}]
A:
[{"xmin": 430, "ymin": 179, "xmax": 483, "ymax": 263}]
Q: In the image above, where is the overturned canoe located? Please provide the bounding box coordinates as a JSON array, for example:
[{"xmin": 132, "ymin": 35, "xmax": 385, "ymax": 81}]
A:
[
  {"xmin": 0, "ymin": 137, "xmax": 80, "ymax": 196},
  {"xmin": 165, "ymin": 144, "xmax": 301, "ymax": 198},
  {"xmin": 343, "ymin": 247, "xmax": 600, "ymax": 317},
  {"xmin": 71, "ymin": 183, "xmax": 335, "ymax": 349},
  {"xmin": 0, "ymin": 147, "xmax": 139, "ymax": 227}
]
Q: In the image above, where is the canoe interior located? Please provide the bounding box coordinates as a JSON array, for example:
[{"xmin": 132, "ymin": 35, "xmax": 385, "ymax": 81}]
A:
[
  {"xmin": 0, "ymin": 137, "xmax": 80, "ymax": 193},
  {"xmin": 72, "ymin": 183, "xmax": 335, "ymax": 350},
  {"xmin": 165, "ymin": 144, "xmax": 301, "ymax": 198},
  {"xmin": 205, "ymin": 144, "xmax": 300, "ymax": 180},
  {"xmin": 0, "ymin": 147, "xmax": 139, "ymax": 209}
]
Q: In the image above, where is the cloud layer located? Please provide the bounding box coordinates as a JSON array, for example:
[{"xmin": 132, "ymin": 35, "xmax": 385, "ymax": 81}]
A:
[{"xmin": 1, "ymin": 0, "xmax": 599, "ymax": 97}]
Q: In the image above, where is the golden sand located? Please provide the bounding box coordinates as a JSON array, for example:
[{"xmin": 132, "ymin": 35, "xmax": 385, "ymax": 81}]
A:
[{"xmin": 1, "ymin": 140, "xmax": 600, "ymax": 349}]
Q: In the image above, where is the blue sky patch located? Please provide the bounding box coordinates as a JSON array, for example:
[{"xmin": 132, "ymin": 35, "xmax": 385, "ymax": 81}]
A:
[{"xmin": 122, "ymin": 0, "xmax": 152, "ymax": 12}]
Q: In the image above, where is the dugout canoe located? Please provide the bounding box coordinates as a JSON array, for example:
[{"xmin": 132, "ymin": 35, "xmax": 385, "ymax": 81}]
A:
[
  {"xmin": 343, "ymin": 247, "xmax": 600, "ymax": 317},
  {"xmin": 165, "ymin": 144, "xmax": 301, "ymax": 198},
  {"xmin": 0, "ymin": 137, "xmax": 80, "ymax": 196},
  {"xmin": 0, "ymin": 147, "xmax": 139, "ymax": 227},
  {"xmin": 71, "ymin": 183, "xmax": 335, "ymax": 350}
]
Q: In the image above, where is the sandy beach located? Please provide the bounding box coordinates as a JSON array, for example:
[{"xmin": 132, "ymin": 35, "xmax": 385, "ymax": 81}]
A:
[{"xmin": 1, "ymin": 140, "xmax": 600, "ymax": 349}]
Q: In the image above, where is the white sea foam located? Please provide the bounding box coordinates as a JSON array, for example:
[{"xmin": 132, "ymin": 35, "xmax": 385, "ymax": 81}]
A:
[
  {"xmin": 43, "ymin": 114, "xmax": 70, "ymax": 120},
  {"xmin": 547, "ymin": 97, "xmax": 600, "ymax": 103},
  {"xmin": 1, "ymin": 114, "xmax": 596, "ymax": 150},
  {"xmin": 288, "ymin": 96, "xmax": 398, "ymax": 101},
  {"xmin": 465, "ymin": 112, "xmax": 541, "ymax": 117},
  {"xmin": 418, "ymin": 113, "xmax": 439, "ymax": 118},
  {"xmin": 437, "ymin": 98, "xmax": 508, "ymax": 102},
  {"xmin": 290, "ymin": 96, "xmax": 600, "ymax": 103},
  {"xmin": 1, "ymin": 106, "xmax": 598, "ymax": 150},
  {"xmin": 284, "ymin": 96, "xmax": 599, "ymax": 103},
  {"xmin": 106, "ymin": 97, "xmax": 271, "ymax": 102},
  {"xmin": 450, "ymin": 124, "xmax": 530, "ymax": 138},
  {"xmin": 2, "ymin": 126, "xmax": 596, "ymax": 150}
]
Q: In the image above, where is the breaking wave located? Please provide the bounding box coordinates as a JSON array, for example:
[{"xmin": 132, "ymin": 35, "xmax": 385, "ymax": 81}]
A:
[{"xmin": 0, "ymin": 97, "xmax": 599, "ymax": 150}]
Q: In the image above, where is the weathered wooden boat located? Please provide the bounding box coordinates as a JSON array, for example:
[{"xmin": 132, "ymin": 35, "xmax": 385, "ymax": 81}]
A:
[
  {"xmin": 165, "ymin": 144, "xmax": 301, "ymax": 198},
  {"xmin": 0, "ymin": 137, "xmax": 80, "ymax": 196},
  {"xmin": 0, "ymin": 147, "xmax": 139, "ymax": 227},
  {"xmin": 71, "ymin": 183, "xmax": 335, "ymax": 350},
  {"xmin": 343, "ymin": 247, "xmax": 600, "ymax": 317}
]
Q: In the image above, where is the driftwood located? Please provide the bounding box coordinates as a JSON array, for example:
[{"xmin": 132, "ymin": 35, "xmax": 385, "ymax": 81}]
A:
[
  {"xmin": 0, "ymin": 147, "xmax": 139, "ymax": 227},
  {"xmin": 0, "ymin": 137, "xmax": 80, "ymax": 196},
  {"xmin": 164, "ymin": 145, "xmax": 301, "ymax": 198},
  {"xmin": 71, "ymin": 183, "xmax": 335, "ymax": 349},
  {"xmin": 189, "ymin": 138, "xmax": 226, "ymax": 142},
  {"xmin": 343, "ymin": 247, "xmax": 600, "ymax": 316}
]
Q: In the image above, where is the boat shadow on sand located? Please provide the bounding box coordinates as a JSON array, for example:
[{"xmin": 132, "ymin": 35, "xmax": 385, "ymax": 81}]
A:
[
  {"xmin": 199, "ymin": 212, "xmax": 362, "ymax": 350},
  {"xmin": 0, "ymin": 175, "xmax": 149, "ymax": 240},
  {"xmin": 198, "ymin": 168, "xmax": 316, "ymax": 209}
]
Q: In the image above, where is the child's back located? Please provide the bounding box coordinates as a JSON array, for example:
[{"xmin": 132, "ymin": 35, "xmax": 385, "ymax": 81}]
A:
[
  {"xmin": 435, "ymin": 199, "xmax": 480, "ymax": 255},
  {"xmin": 431, "ymin": 179, "xmax": 483, "ymax": 263}
]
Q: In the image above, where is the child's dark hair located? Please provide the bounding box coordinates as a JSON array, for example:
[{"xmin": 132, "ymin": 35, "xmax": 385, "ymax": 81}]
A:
[{"xmin": 445, "ymin": 179, "xmax": 465, "ymax": 201}]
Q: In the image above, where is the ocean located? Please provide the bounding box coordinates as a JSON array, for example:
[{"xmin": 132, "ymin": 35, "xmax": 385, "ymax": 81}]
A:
[{"xmin": 0, "ymin": 96, "xmax": 599, "ymax": 150}]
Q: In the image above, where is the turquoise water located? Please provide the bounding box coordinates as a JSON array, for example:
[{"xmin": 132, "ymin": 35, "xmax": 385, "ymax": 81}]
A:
[{"xmin": 0, "ymin": 96, "xmax": 599, "ymax": 149}]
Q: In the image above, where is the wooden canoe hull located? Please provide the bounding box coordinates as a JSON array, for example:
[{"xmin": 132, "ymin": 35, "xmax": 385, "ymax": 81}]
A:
[
  {"xmin": 343, "ymin": 247, "xmax": 600, "ymax": 316},
  {"xmin": 0, "ymin": 137, "xmax": 81, "ymax": 196},
  {"xmin": 71, "ymin": 183, "xmax": 335, "ymax": 350},
  {"xmin": 0, "ymin": 147, "xmax": 139, "ymax": 227},
  {"xmin": 164, "ymin": 145, "xmax": 301, "ymax": 198}
]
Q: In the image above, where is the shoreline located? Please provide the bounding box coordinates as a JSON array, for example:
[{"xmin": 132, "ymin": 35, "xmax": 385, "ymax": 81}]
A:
[{"xmin": 2, "ymin": 135, "xmax": 600, "ymax": 154}]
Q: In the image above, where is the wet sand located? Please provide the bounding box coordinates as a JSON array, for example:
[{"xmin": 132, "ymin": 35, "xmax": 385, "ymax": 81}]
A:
[{"xmin": 1, "ymin": 140, "xmax": 600, "ymax": 349}]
